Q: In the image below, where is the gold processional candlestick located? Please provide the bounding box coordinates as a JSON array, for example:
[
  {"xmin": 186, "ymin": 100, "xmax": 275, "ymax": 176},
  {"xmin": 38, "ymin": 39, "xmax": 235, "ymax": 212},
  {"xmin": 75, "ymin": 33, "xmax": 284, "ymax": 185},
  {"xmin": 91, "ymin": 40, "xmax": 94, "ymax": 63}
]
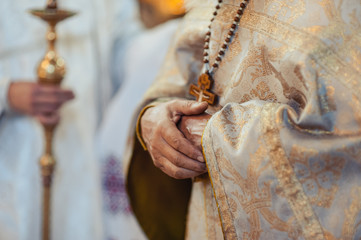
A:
[{"xmin": 29, "ymin": 1, "xmax": 75, "ymax": 240}]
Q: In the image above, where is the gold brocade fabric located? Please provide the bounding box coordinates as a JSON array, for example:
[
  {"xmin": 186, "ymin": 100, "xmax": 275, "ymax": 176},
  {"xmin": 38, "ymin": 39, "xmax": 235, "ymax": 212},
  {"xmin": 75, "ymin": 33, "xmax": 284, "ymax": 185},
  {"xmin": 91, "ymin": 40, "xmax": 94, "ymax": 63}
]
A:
[{"xmin": 126, "ymin": 0, "xmax": 361, "ymax": 239}]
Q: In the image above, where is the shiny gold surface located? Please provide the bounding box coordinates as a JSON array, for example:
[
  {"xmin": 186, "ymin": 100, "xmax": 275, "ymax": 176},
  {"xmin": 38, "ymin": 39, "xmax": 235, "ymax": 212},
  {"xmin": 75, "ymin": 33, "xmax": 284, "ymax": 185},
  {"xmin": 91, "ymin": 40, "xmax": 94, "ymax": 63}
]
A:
[{"xmin": 29, "ymin": 3, "xmax": 75, "ymax": 240}]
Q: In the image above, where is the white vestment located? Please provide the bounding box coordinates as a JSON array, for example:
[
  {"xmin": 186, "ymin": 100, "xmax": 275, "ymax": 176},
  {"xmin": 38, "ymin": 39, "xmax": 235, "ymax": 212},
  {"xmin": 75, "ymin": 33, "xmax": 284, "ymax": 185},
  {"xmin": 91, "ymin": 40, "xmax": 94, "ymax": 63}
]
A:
[
  {"xmin": 0, "ymin": 0, "xmax": 139, "ymax": 239},
  {"xmin": 97, "ymin": 19, "xmax": 180, "ymax": 240}
]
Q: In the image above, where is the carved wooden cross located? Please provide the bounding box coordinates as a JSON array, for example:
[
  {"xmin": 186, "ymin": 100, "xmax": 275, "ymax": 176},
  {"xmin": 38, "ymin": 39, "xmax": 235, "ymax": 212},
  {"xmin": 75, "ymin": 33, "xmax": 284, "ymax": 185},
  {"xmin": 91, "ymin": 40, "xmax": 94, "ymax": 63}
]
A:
[{"xmin": 189, "ymin": 73, "xmax": 216, "ymax": 105}]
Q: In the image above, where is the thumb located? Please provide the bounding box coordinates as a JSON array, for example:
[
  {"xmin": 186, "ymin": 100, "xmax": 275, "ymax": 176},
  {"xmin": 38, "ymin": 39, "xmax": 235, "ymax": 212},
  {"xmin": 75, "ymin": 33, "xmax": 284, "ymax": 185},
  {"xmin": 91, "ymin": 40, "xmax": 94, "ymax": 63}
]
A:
[
  {"xmin": 169, "ymin": 100, "xmax": 208, "ymax": 116},
  {"xmin": 57, "ymin": 89, "xmax": 75, "ymax": 101}
]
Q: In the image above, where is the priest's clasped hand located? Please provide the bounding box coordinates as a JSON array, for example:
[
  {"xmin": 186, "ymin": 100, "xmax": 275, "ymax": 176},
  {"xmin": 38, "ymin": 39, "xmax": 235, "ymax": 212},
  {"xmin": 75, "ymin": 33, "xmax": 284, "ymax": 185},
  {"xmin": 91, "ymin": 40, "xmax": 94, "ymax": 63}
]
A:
[
  {"xmin": 8, "ymin": 81, "xmax": 75, "ymax": 125},
  {"xmin": 140, "ymin": 99, "xmax": 211, "ymax": 179}
]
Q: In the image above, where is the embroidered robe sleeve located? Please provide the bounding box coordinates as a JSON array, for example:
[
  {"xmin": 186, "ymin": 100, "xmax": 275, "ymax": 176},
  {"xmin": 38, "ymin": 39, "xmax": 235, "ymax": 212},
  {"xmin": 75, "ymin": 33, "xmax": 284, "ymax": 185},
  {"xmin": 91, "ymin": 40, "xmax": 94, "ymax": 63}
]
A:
[{"xmin": 201, "ymin": 19, "xmax": 361, "ymax": 240}]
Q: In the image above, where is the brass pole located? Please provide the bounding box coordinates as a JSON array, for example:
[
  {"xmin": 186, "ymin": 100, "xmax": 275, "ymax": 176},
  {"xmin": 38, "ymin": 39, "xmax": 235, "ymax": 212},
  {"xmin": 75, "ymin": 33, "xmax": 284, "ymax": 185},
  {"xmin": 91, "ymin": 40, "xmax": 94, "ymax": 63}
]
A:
[{"xmin": 29, "ymin": 2, "xmax": 75, "ymax": 240}]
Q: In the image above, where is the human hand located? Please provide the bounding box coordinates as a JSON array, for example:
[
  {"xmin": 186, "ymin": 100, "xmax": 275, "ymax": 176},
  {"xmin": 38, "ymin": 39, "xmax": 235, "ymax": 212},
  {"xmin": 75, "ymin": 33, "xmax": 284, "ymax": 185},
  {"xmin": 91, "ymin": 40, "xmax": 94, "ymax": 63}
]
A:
[
  {"xmin": 140, "ymin": 99, "xmax": 208, "ymax": 179},
  {"xmin": 177, "ymin": 113, "xmax": 211, "ymax": 150},
  {"xmin": 7, "ymin": 82, "xmax": 74, "ymax": 125}
]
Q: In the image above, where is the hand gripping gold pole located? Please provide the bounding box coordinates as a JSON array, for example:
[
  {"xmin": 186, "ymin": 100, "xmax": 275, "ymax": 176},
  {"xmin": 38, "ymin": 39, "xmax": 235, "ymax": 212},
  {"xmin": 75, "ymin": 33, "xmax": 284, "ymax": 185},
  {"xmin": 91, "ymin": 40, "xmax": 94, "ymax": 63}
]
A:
[{"xmin": 29, "ymin": 1, "xmax": 75, "ymax": 240}]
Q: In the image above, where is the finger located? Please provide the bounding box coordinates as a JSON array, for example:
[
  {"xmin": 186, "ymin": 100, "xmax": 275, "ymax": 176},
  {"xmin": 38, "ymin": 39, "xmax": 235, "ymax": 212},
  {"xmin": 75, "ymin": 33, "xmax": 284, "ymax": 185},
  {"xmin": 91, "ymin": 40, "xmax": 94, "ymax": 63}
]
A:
[
  {"xmin": 34, "ymin": 92, "xmax": 74, "ymax": 106},
  {"xmin": 32, "ymin": 93, "xmax": 72, "ymax": 114},
  {"xmin": 33, "ymin": 102, "xmax": 61, "ymax": 114},
  {"xmin": 55, "ymin": 89, "xmax": 75, "ymax": 100},
  {"xmin": 155, "ymin": 138, "xmax": 207, "ymax": 172},
  {"xmin": 168, "ymin": 100, "xmax": 208, "ymax": 119},
  {"xmin": 36, "ymin": 112, "xmax": 60, "ymax": 126},
  {"xmin": 161, "ymin": 122, "xmax": 205, "ymax": 162},
  {"xmin": 153, "ymin": 155, "xmax": 206, "ymax": 179},
  {"xmin": 36, "ymin": 86, "xmax": 75, "ymax": 100},
  {"xmin": 34, "ymin": 95, "xmax": 70, "ymax": 105}
]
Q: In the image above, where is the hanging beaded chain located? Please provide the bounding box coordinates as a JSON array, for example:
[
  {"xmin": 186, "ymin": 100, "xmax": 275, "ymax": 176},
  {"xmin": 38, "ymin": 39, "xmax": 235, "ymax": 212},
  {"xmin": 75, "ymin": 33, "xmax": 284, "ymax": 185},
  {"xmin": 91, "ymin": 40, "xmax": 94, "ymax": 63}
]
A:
[
  {"xmin": 189, "ymin": 0, "xmax": 250, "ymax": 105},
  {"xmin": 204, "ymin": 0, "xmax": 250, "ymax": 74}
]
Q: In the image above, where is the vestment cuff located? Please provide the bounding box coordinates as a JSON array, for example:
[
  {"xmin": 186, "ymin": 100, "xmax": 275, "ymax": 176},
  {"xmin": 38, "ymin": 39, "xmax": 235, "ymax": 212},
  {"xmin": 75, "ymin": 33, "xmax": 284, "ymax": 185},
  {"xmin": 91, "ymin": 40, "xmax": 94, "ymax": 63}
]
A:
[{"xmin": 136, "ymin": 104, "xmax": 156, "ymax": 151}]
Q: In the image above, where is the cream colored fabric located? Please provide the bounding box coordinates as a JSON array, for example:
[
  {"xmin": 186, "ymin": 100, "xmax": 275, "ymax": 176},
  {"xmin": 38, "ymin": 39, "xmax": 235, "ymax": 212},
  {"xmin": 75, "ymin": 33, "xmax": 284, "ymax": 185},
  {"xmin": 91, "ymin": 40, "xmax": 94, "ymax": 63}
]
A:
[
  {"xmin": 0, "ymin": 0, "xmax": 131, "ymax": 239},
  {"xmin": 127, "ymin": 0, "xmax": 361, "ymax": 239}
]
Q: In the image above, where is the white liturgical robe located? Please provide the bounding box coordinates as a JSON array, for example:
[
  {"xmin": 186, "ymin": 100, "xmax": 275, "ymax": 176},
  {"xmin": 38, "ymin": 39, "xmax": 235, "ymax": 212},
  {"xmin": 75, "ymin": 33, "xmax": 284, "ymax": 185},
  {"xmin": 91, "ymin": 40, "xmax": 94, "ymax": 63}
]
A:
[
  {"xmin": 0, "ymin": 0, "xmax": 139, "ymax": 239},
  {"xmin": 97, "ymin": 19, "xmax": 180, "ymax": 240}
]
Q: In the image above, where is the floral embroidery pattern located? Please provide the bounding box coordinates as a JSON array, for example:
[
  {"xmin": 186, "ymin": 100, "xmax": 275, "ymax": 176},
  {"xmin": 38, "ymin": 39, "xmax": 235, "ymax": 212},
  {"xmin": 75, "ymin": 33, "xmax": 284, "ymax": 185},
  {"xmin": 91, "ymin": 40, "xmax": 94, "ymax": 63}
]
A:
[
  {"xmin": 102, "ymin": 155, "xmax": 131, "ymax": 215},
  {"xmin": 289, "ymin": 146, "xmax": 346, "ymax": 208}
]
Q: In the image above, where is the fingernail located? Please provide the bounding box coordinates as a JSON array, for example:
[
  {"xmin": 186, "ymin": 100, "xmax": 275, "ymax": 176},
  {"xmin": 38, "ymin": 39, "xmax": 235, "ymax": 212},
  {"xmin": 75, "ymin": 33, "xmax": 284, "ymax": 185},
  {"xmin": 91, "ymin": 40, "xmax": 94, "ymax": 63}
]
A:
[{"xmin": 197, "ymin": 155, "xmax": 204, "ymax": 162}]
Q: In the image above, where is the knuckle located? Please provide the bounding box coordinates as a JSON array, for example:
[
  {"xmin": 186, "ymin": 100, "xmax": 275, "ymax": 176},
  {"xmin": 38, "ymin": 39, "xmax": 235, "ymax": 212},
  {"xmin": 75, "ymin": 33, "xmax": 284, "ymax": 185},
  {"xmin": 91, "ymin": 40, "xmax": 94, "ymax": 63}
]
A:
[
  {"xmin": 172, "ymin": 137, "xmax": 181, "ymax": 148},
  {"xmin": 173, "ymin": 155, "xmax": 182, "ymax": 166},
  {"xmin": 185, "ymin": 101, "xmax": 193, "ymax": 109},
  {"xmin": 156, "ymin": 124, "xmax": 164, "ymax": 133},
  {"xmin": 197, "ymin": 164, "xmax": 206, "ymax": 172},
  {"xmin": 152, "ymin": 156, "xmax": 163, "ymax": 169},
  {"xmin": 155, "ymin": 161, "xmax": 165, "ymax": 170},
  {"xmin": 153, "ymin": 160, "xmax": 161, "ymax": 168},
  {"xmin": 173, "ymin": 170, "xmax": 183, "ymax": 179}
]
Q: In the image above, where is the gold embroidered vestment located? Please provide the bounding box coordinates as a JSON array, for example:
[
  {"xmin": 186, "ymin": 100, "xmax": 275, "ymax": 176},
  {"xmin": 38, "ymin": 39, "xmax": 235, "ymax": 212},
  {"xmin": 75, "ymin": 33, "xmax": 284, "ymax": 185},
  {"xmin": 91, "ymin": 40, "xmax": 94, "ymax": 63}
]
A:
[{"xmin": 125, "ymin": 0, "xmax": 361, "ymax": 239}]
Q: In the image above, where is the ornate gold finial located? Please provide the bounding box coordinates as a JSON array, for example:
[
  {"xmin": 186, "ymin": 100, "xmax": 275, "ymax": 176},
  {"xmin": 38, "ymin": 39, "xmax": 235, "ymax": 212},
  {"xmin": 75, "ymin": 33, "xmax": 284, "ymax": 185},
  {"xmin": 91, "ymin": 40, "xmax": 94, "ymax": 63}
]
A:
[{"xmin": 29, "ymin": 2, "xmax": 76, "ymax": 240}]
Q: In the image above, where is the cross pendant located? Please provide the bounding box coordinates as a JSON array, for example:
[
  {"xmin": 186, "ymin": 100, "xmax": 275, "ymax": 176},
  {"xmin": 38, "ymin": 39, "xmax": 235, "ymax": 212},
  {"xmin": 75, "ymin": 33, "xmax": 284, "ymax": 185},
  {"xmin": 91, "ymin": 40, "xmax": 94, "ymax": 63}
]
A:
[{"xmin": 189, "ymin": 73, "xmax": 216, "ymax": 105}]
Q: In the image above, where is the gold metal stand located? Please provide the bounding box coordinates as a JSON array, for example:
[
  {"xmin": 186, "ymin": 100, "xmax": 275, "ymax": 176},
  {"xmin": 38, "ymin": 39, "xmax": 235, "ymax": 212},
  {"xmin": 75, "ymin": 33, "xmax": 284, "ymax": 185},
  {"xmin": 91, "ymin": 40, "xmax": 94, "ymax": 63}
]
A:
[{"xmin": 29, "ymin": 1, "xmax": 75, "ymax": 240}]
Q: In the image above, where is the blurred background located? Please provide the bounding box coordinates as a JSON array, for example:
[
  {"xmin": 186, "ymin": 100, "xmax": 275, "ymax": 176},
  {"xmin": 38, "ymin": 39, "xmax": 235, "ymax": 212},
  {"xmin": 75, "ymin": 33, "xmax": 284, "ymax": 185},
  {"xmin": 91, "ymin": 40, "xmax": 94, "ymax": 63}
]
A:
[{"xmin": 0, "ymin": 0, "xmax": 185, "ymax": 239}]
